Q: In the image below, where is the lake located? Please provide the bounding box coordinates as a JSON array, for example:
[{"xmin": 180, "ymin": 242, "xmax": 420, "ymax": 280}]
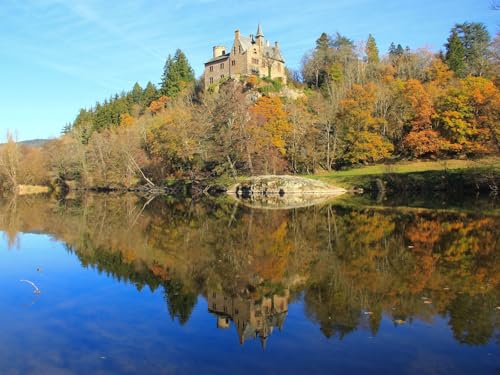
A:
[{"xmin": 0, "ymin": 193, "xmax": 498, "ymax": 375}]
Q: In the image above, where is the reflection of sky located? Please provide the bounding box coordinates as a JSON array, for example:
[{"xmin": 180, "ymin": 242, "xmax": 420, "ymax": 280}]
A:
[{"xmin": 0, "ymin": 233, "xmax": 497, "ymax": 375}]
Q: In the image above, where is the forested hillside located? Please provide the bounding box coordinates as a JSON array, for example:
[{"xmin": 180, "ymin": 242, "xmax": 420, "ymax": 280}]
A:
[{"xmin": 1, "ymin": 23, "xmax": 499, "ymax": 192}]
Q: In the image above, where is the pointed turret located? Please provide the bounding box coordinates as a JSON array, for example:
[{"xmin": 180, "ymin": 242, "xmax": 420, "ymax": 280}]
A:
[
  {"xmin": 256, "ymin": 23, "xmax": 264, "ymax": 37},
  {"xmin": 256, "ymin": 23, "xmax": 264, "ymax": 47}
]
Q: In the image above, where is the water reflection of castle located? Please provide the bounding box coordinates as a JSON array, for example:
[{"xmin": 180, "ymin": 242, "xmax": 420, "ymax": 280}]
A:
[{"xmin": 208, "ymin": 290, "xmax": 289, "ymax": 348}]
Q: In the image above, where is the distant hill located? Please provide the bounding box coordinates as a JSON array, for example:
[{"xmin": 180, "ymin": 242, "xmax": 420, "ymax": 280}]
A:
[
  {"xmin": 19, "ymin": 139, "xmax": 49, "ymax": 147},
  {"xmin": 0, "ymin": 139, "xmax": 49, "ymax": 148}
]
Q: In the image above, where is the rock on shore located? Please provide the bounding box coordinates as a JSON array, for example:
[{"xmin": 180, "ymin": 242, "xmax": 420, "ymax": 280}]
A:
[{"xmin": 228, "ymin": 175, "xmax": 346, "ymax": 196}]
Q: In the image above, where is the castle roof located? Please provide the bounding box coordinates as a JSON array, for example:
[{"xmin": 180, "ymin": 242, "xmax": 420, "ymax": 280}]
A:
[
  {"xmin": 204, "ymin": 53, "xmax": 230, "ymax": 65},
  {"xmin": 238, "ymin": 36, "xmax": 284, "ymax": 62},
  {"xmin": 264, "ymin": 45, "xmax": 284, "ymax": 62}
]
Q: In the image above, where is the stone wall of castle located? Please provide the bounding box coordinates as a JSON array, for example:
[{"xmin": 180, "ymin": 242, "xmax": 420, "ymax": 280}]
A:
[{"xmin": 204, "ymin": 26, "xmax": 286, "ymax": 89}]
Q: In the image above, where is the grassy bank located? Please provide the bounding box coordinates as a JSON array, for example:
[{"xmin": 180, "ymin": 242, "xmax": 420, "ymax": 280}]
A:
[{"xmin": 309, "ymin": 158, "xmax": 500, "ymax": 192}]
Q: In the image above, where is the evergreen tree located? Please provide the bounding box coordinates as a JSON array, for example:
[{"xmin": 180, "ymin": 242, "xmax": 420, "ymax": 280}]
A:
[
  {"xmin": 445, "ymin": 30, "xmax": 466, "ymax": 77},
  {"xmin": 160, "ymin": 49, "xmax": 195, "ymax": 98},
  {"xmin": 331, "ymin": 32, "xmax": 355, "ymax": 52},
  {"xmin": 130, "ymin": 82, "xmax": 143, "ymax": 105},
  {"xmin": 316, "ymin": 32, "xmax": 331, "ymax": 51},
  {"xmin": 61, "ymin": 122, "xmax": 72, "ymax": 135},
  {"xmin": 388, "ymin": 42, "xmax": 397, "ymax": 56},
  {"xmin": 447, "ymin": 22, "xmax": 490, "ymax": 76},
  {"xmin": 397, "ymin": 44, "xmax": 404, "ymax": 55},
  {"xmin": 143, "ymin": 81, "xmax": 159, "ymax": 106},
  {"xmin": 365, "ymin": 34, "xmax": 379, "ymax": 64}
]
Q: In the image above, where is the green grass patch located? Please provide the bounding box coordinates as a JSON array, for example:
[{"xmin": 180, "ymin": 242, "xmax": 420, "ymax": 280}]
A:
[{"xmin": 309, "ymin": 158, "xmax": 500, "ymax": 189}]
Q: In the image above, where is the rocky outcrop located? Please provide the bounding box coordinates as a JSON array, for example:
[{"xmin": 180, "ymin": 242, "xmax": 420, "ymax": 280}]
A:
[{"xmin": 228, "ymin": 175, "xmax": 346, "ymax": 197}]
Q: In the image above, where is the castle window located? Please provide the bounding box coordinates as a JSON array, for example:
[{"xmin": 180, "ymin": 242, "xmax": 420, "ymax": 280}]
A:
[
  {"xmin": 209, "ymin": 77, "xmax": 213, "ymax": 84},
  {"xmin": 253, "ymin": 48, "xmax": 257, "ymax": 54},
  {"xmin": 231, "ymin": 60, "xmax": 235, "ymax": 66},
  {"xmin": 221, "ymin": 74, "xmax": 225, "ymax": 79},
  {"xmin": 212, "ymin": 292, "xmax": 216, "ymax": 298},
  {"xmin": 252, "ymin": 58, "xmax": 259, "ymax": 65},
  {"xmin": 209, "ymin": 66, "xmax": 213, "ymax": 72},
  {"xmin": 220, "ymin": 62, "xmax": 224, "ymax": 69}
]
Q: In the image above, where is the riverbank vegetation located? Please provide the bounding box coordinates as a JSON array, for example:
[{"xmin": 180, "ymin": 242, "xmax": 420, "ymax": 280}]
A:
[{"xmin": 1, "ymin": 23, "xmax": 499, "ymax": 193}]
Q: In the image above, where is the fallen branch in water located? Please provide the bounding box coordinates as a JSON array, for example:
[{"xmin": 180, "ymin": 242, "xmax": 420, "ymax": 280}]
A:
[{"xmin": 20, "ymin": 280, "xmax": 41, "ymax": 295}]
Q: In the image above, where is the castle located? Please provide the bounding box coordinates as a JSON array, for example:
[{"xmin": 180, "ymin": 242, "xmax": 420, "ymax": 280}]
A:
[{"xmin": 204, "ymin": 24, "xmax": 286, "ymax": 88}]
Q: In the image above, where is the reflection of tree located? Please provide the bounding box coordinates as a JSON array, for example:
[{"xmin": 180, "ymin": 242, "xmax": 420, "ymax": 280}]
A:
[
  {"xmin": 447, "ymin": 293, "xmax": 497, "ymax": 346},
  {"xmin": 305, "ymin": 279, "xmax": 360, "ymax": 339},
  {"xmin": 164, "ymin": 279, "xmax": 197, "ymax": 325},
  {"xmin": 0, "ymin": 194, "xmax": 498, "ymax": 346}
]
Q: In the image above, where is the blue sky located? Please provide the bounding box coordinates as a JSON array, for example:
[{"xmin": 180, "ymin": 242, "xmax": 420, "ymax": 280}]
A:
[{"xmin": 0, "ymin": 0, "xmax": 497, "ymax": 141}]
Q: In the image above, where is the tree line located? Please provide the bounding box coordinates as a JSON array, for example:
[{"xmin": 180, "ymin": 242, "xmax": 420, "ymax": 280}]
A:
[{"xmin": 1, "ymin": 23, "xmax": 499, "ymax": 191}]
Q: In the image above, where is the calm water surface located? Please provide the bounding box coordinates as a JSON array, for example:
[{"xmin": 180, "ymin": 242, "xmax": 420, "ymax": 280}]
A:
[{"xmin": 0, "ymin": 194, "xmax": 498, "ymax": 375}]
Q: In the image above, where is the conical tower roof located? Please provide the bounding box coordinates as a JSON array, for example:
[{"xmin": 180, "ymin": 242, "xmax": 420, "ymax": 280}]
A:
[{"xmin": 256, "ymin": 23, "xmax": 264, "ymax": 37}]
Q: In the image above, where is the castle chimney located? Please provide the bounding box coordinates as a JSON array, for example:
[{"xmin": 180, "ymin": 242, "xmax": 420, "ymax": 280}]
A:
[
  {"xmin": 235, "ymin": 29, "xmax": 240, "ymax": 40},
  {"xmin": 274, "ymin": 41, "xmax": 279, "ymax": 49},
  {"xmin": 213, "ymin": 45, "xmax": 226, "ymax": 58}
]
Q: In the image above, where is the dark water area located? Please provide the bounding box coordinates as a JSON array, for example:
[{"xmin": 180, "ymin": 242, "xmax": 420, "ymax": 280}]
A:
[{"xmin": 0, "ymin": 193, "xmax": 498, "ymax": 375}]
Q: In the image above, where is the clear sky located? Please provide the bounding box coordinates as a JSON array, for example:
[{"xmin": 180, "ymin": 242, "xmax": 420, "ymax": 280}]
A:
[{"xmin": 0, "ymin": 0, "xmax": 497, "ymax": 141}]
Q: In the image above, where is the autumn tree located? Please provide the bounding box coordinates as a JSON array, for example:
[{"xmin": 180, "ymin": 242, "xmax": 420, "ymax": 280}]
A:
[
  {"xmin": 434, "ymin": 76, "xmax": 500, "ymax": 154},
  {"xmin": 204, "ymin": 81, "xmax": 251, "ymax": 176},
  {"xmin": 250, "ymin": 96, "xmax": 292, "ymax": 174},
  {"xmin": 401, "ymin": 79, "xmax": 448, "ymax": 157},
  {"xmin": 145, "ymin": 99, "xmax": 203, "ymax": 178},
  {"xmin": 338, "ymin": 84, "xmax": 393, "ymax": 165},
  {"xmin": 0, "ymin": 131, "xmax": 20, "ymax": 192}
]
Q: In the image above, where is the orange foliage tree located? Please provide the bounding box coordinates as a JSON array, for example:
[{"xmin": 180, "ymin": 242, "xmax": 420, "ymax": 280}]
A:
[{"xmin": 250, "ymin": 96, "xmax": 292, "ymax": 173}]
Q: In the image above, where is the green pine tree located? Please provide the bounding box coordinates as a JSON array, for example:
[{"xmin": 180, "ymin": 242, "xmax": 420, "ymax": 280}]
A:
[
  {"xmin": 450, "ymin": 22, "xmax": 490, "ymax": 76},
  {"xmin": 130, "ymin": 82, "xmax": 143, "ymax": 105},
  {"xmin": 315, "ymin": 32, "xmax": 331, "ymax": 51},
  {"xmin": 445, "ymin": 30, "xmax": 466, "ymax": 77},
  {"xmin": 388, "ymin": 42, "xmax": 396, "ymax": 56},
  {"xmin": 143, "ymin": 81, "xmax": 159, "ymax": 106},
  {"xmin": 366, "ymin": 34, "xmax": 379, "ymax": 64},
  {"xmin": 160, "ymin": 49, "xmax": 195, "ymax": 98}
]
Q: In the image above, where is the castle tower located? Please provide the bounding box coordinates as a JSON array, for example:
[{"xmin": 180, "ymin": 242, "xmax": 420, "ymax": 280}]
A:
[{"xmin": 256, "ymin": 23, "xmax": 264, "ymax": 47}]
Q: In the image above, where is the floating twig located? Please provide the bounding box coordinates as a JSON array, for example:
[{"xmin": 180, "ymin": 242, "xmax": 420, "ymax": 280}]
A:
[{"xmin": 20, "ymin": 280, "xmax": 41, "ymax": 295}]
